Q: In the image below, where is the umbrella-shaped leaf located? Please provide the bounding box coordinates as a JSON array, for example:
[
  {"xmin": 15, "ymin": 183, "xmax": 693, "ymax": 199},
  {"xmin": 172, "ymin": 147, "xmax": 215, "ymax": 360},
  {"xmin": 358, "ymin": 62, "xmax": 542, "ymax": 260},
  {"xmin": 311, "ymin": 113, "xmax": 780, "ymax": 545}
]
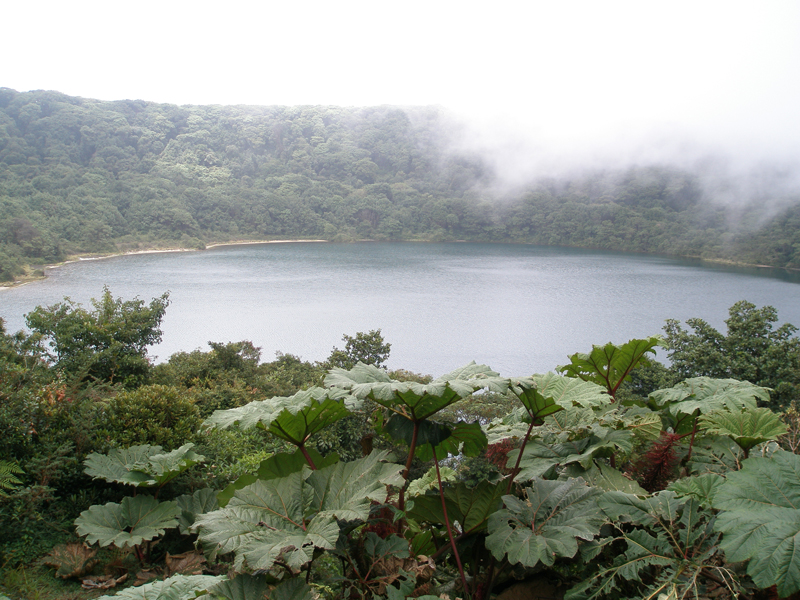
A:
[
  {"xmin": 204, "ymin": 387, "xmax": 355, "ymax": 446},
  {"xmin": 599, "ymin": 490, "xmax": 685, "ymax": 528},
  {"xmin": 406, "ymin": 465, "xmax": 458, "ymax": 497},
  {"xmin": 558, "ymin": 337, "xmax": 664, "ymax": 398},
  {"xmin": 196, "ymin": 452, "xmax": 402, "ymax": 573},
  {"xmin": 96, "ymin": 574, "xmax": 223, "ymax": 600},
  {"xmin": 217, "ymin": 448, "xmax": 338, "ymax": 507},
  {"xmin": 205, "ymin": 573, "xmax": 268, "ymax": 600},
  {"xmin": 574, "ymin": 462, "xmax": 648, "ymax": 496},
  {"xmin": 416, "ymin": 421, "xmax": 488, "ymax": 461},
  {"xmin": 176, "ymin": 488, "xmax": 219, "ymax": 535},
  {"xmin": 306, "ymin": 450, "xmax": 404, "ymax": 520},
  {"xmin": 384, "ymin": 414, "xmax": 451, "ymax": 447},
  {"xmin": 408, "ymin": 480, "xmax": 506, "ymax": 535},
  {"xmin": 649, "ymin": 377, "xmax": 770, "ymax": 417},
  {"xmin": 487, "ymin": 478, "xmax": 604, "ymax": 567},
  {"xmin": 270, "ymin": 578, "xmax": 316, "ymax": 600},
  {"xmin": 326, "ymin": 362, "xmax": 507, "ymax": 421},
  {"xmin": 76, "ymin": 495, "xmax": 181, "ymax": 548},
  {"xmin": 43, "ymin": 543, "xmax": 99, "ymax": 579},
  {"xmin": 512, "ymin": 430, "xmax": 631, "ymax": 482},
  {"xmin": 195, "ymin": 471, "xmax": 308, "ymax": 556},
  {"xmin": 236, "ymin": 514, "xmax": 340, "ymax": 572},
  {"xmin": 508, "ymin": 373, "xmax": 610, "ymax": 424},
  {"xmin": 699, "ymin": 406, "xmax": 787, "ymax": 453},
  {"xmin": 84, "ymin": 444, "xmax": 204, "ymax": 488},
  {"xmin": 667, "ymin": 474, "xmax": 724, "ymax": 508},
  {"xmin": 713, "ymin": 450, "xmax": 800, "ymax": 597},
  {"xmin": 364, "ymin": 532, "xmax": 410, "ymax": 560}
]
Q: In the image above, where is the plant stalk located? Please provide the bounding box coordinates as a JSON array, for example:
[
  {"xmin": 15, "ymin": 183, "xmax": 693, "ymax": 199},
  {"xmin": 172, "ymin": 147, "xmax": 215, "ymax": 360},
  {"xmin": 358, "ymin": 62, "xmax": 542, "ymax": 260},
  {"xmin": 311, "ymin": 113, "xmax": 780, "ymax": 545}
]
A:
[{"xmin": 433, "ymin": 446, "xmax": 470, "ymax": 598}]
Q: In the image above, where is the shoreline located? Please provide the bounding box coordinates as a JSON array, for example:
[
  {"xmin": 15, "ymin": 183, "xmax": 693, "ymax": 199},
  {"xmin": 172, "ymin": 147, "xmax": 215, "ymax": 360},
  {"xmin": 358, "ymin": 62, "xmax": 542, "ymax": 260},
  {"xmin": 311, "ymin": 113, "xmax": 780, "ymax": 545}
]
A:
[
  {"xmin": 2, "ymin": 238, "xmax": 797, "ymax": 289},
  {"xmin": 0, "ymin": 239, "xmax": 329, "ymax": 288}
]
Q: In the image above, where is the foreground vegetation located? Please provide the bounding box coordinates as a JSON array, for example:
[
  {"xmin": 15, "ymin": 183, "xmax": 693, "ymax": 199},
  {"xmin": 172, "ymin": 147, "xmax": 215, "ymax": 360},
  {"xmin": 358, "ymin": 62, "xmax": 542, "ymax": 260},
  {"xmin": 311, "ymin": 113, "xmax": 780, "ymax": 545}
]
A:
[
  {"xmin": 2, "ymin": 290, "xmax": 800, "ymax": 599},
  {"xmin": 2, "ymin": 87, "xmax": 800, "ymax": 281}
]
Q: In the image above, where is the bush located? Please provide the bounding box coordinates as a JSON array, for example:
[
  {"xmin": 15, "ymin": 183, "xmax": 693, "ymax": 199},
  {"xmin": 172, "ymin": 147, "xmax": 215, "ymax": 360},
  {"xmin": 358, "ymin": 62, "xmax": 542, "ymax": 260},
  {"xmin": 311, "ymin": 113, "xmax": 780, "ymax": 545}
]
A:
[{"xmin": 101, "ymin": 385, "xmax": 201, "ymax": 450}]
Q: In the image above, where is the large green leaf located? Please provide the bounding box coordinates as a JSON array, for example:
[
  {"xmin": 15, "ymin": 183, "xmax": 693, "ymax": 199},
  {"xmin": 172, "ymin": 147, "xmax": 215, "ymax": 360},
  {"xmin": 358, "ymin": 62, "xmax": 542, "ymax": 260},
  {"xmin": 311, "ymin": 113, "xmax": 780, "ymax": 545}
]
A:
[
  {"xmin": 570, "ymin": 492, "xmax": 724, "ymax": 600},
  {"xmin": 269, "ymin": 578, "xmax": 316, "ymax": 600},
  {"xmin": 306, "ymin": 450, "xmax": 405, "ymax": 520},
  {"xmin": 204, "ymin": 387, "xmax": 356, "ymax": 446},
  {"xmin": 408, "ymin": 480, "xmax": 506, "ymax": 535},
  {"xmin": 75, "ymin": 495, "xmax": 181, "ymax": 548},
  {"xmin": 512, "ymin": 429, "xmax": 632, "ymax": 482},
  {"xmin": 566, "ymin": 461, "xmax": 647, "ymax": 496},
  {"xmin": 195, "ymin": 452, "xmax": 402, "ymax": 573},
  {"xmin": 98, "ymin": 574, "xmax": 223, "ymax": 600},
  {"xmin": 509, "ymin": 374, "xmax": 610, "ymax": 423},
  {"xmin": 325, "ymin": 362, "xmax": 507, "ymax": 421},
  {"xmin": 204, "ymin": 573, "xmax": 268, "ymax": 600},
  {"xmin": 667, "ymin": 474, "xmax": 724, "ymax": 508},
  {"xmin": 649, "ymin": 377, "xmax": 770, "ymax": 418},
  {"xmin": 698, "ymin": 406, "xmax": 787, "ymax": 453},
  {"xmin": 415, "ymin": 420, "xmax": 488, "ymax": 461},
  {"xmin": 176, "ymin": 488, "xmax": 220, "ymax": 535},
  {"xmin": 216, "ymin": 449, "xmax": 338, "ymax": 508},
  {"xmin": 406, "ymin": 465, "xmax": 458, "ymax": 497},
  {"xmin": 83, "ymin": 444, "xmax": 204, "ymax": 488},
  {"xmin": 487, "ymin": 478, "xmax": 603, "ymax": 568},
  {"xmin": 713, "ymin": 451, "xmax": 800, "ymax": 597},
  {"xmin": 558, "ymin": 337, "xmax": 664, "ymax": 398}
]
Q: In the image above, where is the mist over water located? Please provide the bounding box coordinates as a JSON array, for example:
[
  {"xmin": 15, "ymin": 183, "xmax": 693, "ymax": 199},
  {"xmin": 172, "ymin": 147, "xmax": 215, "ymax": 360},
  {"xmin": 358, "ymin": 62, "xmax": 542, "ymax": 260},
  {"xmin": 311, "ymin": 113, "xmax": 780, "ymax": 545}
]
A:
[{"xmin": 2, "ymin": 243, "xmax": 800, "ymax": 377}]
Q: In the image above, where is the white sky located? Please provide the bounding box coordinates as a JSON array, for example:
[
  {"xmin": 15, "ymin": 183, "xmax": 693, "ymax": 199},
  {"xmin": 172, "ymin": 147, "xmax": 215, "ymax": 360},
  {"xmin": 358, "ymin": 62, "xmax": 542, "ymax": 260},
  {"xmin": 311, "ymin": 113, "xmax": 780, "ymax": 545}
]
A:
[{"xmin": 4, "ymin": 0, "xmax": 800, "ymax": 170}]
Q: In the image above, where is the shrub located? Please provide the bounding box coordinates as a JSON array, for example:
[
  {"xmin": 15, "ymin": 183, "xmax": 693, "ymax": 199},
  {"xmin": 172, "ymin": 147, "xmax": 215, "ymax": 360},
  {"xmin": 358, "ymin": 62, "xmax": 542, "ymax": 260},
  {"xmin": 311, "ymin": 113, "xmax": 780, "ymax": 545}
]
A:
[{"xmin": 101, "ymin": 385, "xmax": 201, "ymax": 450}]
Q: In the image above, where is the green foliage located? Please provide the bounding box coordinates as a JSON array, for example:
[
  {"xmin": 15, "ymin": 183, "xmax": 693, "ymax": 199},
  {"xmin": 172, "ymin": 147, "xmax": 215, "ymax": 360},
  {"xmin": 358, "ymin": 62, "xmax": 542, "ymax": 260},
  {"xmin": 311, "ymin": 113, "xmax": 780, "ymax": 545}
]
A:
[
  {"xmin": 25, "ymin": 287, "xmax": 169, "ymax": 388},
  {"xmin": 175, "ymin": 488, "xmax": 219, "ymax": 535},
  {"xmin": 75, "ymin": 494, "xmax": 181, "ymax": 548},
  {"xmin": 487, "ymin": 478, "xmax": 604, "ymax": 568},
  {"xmin": 1, "ymin": 88, "xmax": 800, "ymax": 282},
  {"xmin": 194, "ymin": 451, "xmax": 403, "ymax": 573},
  {"xmin": 568, "ymin": 492, "xmax": 731, "ymax": 600},
  {"xmin": 559, "ymin": 336, "xmax": 665, "ymax": 400},
  {"xmin": 409, "ymin": 480, "xmax": 506, "ymax": 536},
  {"xmin": 326, "ymin": 362, "xmax": 507, "ymax": 421},
  {"xmin": 83, "ymin": 443, "xmax": 205, "ymax": 488},
  {"xmin": 0, "ymin": 461, "xmax": 23, "ymax": 495},
  {"xmin": 649, "ymin": 376, "xmax": 770, "ymax": 433},
  {"xmin": 102, "ymin": 384, "xmax": 202, "ymax": 450},
  {"xmin": 95, "ymin": 574, "xmax": 224, "ymax": 600},
  {"xmin": 713, "ymin": 450, "xmax": 800, "ymax": 597},
  {"xmin": 326, "ymin": 329, "xmax": 391, "ymax": 370},
  {"xmin": 698, "ymin": 406, "xmax": 787, "ymax": 456},
  {"xmin": 664, "ymin": 300, "xmax": 800, "ymax": 408},
  {"xmin": 204, "ymin": 387, "xmax": 357, "ymax": 466}
]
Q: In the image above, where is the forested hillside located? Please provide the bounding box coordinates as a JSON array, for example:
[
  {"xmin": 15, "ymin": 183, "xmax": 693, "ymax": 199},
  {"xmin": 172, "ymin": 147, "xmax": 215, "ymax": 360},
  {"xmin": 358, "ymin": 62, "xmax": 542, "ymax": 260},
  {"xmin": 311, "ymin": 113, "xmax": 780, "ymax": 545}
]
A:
[{"xmin": 1, "ymin": 87, "xmax": 799, "ymax": 281}]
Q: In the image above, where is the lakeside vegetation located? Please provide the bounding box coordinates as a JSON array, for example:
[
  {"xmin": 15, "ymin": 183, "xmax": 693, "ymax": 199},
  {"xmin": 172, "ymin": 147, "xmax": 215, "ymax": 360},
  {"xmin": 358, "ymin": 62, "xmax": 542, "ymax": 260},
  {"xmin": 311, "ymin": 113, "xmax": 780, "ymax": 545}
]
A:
[
  {"xmin": 2, "ymin": 87, "xmax": 800, "ymax": 282},
  {"xmin": 2, "ymin": 291, "xmax": 800, "ymax": 599}
]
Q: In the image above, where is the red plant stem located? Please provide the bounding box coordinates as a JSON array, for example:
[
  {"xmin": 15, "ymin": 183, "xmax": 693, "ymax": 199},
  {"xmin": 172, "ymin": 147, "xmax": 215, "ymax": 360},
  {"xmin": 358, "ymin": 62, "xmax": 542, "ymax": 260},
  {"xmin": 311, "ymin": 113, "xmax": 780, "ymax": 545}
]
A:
[
  {"xmin": 684, "ymin": 418, "xmax": 699, "ymax": 463},
  {"xmin": 506, "ymin": 416, "xmax": 538, "ymax": 494},
  {"xmin": 398, "ymin": 419, "xmax": 420, "ymax": 512},
  {"xmin": 433, "ymin": 447, "xmax": 470, "ymax": 597},
  {"xmin": 299, "ymin": 444, "xmax": 317, "ymax": 470}
]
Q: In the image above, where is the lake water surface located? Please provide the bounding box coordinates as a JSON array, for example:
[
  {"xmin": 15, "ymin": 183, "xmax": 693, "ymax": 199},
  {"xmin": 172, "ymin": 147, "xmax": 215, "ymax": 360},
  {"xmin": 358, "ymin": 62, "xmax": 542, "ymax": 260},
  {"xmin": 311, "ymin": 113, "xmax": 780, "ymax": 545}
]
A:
[{"xmin": 1, "ymin": 242, "xmax": 799, "ymax": 377}]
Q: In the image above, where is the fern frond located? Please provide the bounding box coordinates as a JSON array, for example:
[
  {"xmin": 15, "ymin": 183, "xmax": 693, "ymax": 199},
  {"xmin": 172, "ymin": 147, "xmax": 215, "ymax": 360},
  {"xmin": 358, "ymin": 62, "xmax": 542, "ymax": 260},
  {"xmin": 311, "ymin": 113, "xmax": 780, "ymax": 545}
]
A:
[{"xmin": 0, "ymin": 460, "xmax": 24, "ymax": 494}]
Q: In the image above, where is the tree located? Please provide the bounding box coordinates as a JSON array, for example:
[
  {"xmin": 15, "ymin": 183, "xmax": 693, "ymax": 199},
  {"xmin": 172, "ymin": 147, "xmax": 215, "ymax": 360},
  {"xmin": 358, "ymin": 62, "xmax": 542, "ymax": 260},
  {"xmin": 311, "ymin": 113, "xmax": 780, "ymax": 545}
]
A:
[
  {"xmin": 326, "ymin": 329, "xmax": 391, "ymax": 370},
  {"xmin": 664, "ymin": 300, "xmax": 800, "ymax": 408},
  {"xmin": 26, "ymin": 287, "xmax": 170, "ymax": 388}
]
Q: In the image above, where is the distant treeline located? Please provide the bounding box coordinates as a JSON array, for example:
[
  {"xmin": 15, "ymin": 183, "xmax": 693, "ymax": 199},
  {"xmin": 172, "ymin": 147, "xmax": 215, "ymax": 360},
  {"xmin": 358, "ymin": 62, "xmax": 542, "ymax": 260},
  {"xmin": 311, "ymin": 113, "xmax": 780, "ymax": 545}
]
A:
[{"xmin": 1, "ymin": 87, "xmax": 799, "ymax": 280}]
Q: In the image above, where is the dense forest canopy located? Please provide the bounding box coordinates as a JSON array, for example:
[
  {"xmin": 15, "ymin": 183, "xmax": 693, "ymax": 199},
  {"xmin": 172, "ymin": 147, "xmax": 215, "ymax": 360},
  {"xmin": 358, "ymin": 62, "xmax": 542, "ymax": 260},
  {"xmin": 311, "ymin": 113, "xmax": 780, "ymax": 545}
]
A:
[{"xmin": 1, "ymin": 87, "xmax": 799, "ymax": 281}]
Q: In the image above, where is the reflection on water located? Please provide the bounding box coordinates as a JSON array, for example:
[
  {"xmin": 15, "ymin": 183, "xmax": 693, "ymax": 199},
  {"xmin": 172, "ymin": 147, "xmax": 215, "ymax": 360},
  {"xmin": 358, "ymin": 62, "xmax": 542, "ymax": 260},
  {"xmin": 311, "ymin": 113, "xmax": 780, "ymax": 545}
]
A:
[{"xmin": 1, "ymin": 242, "xmax": 799, "ymax": 376}]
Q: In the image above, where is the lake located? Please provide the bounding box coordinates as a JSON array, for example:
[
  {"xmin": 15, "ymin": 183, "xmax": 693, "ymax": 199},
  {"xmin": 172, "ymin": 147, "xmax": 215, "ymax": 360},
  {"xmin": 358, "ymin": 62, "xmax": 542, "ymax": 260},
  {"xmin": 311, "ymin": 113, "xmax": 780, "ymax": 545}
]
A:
[{"xmin": 1, "ymin": 242, "xmax": 799, "ymax": 377}]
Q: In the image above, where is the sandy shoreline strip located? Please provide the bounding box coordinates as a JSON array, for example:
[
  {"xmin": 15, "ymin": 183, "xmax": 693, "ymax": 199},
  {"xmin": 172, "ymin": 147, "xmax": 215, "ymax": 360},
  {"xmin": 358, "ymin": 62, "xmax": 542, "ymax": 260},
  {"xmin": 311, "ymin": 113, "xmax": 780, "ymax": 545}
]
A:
[{"xmin": 1, "ymin": 239, "xmax": 329, "ymax": 288}]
